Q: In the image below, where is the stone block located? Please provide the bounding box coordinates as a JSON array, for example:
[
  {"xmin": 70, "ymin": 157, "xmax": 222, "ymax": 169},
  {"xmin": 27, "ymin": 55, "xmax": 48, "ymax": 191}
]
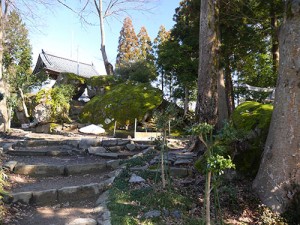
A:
[
  {"xmin": 94, "ymin": 152, "xmax": 118, "ymax": 159},
  {"xmin": 106, "ymin": 160, "xmax": 121, "ymax": 170},
  {"xmin": 32, "ymin": 189, "xmax": 58, "ymax": 205},
  {"xmin": 101, "ymin": 140, "xmax": 117, "ymax": 147},
  {"xmin": 66, "ymin": 218, "xmax": 97, "ymax": 225},
  {"xmin": 14, "ymin": 164, "xmax": 65, "ymax": 176},
  {"xmin": 66, "ymin": 163, "xmax": 106, "ymax": 175},
  {"xmin": 58, "ymin": 183, "xmax": 100, "ymax": 202},
  {"xmin": 11, "ymin": 192, "xmax": 33, "ymax": 204},
  {"xmin": 87, "ymin": 146, "xmax": 107, "ymax": 154}
]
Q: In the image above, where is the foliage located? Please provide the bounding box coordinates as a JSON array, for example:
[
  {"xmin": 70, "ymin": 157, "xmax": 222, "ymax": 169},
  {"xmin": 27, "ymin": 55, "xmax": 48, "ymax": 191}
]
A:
[
  {"xmin": 108, "ymin": 168, "xmax": 197, "ymax": 225},
  {"xmin": 190, "ymin": 122, "xmax": 236, "ymax": 224},
  {"xmin": 231, "ymin": 101, "xmax": 273, "ymax": 177},
  {"xmin": 85, "ymin": 75, "xmax": 119, "ymax": 90},
  {"xmin": 80, "ymin": 82, "xmax": 162, "ymax": 129},
  {"xmin": 115, "ymin": 60, "xmax": 157, "ymax": 83},
  {"xmin": 2, "ymin": 10, "xmax": 33, "ymax": 112},
  {"xmin": 60, "ymin": 73, "xmax": 86, "ymax": 85},
  {"xmin": 0, "ymin": 168, "xmax": 8, "ymax": 223},
  {"xmin": 116, "ymin": 17, "xmax": 140, "ymax": 69},
  {"xmin": 35, "ymin": 84, "xmax": 74, "ymax": 123}
]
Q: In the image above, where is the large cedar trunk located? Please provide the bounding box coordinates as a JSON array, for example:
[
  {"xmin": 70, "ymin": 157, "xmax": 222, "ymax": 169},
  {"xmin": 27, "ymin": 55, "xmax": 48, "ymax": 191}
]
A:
[
  {"xmin": 195, "ymin": 0, "xmax": 220, "ymax": 125},
  {"xmin": 253, "ymin": 0, "xmax": 300, "ymax": 213}
]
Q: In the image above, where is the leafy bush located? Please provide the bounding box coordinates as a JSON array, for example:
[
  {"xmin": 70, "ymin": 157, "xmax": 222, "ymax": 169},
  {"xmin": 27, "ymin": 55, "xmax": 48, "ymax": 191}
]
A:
[
  {"xmin": 0, "ymin": 168, "xmax": 8, "ymax": 223},
  {"xmin": 35, "ymin": 84, "xmax": 74, "ymax": 123},
  {"xmin": 80, "ymin": 82, "xmax": 162, "ymax": 129}
]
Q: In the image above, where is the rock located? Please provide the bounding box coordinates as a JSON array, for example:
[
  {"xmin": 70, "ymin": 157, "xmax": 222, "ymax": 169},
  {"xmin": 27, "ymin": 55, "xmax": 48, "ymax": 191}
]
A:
[
  {"xmin": 3, "ymin": 161, "xmax": 18, "ymax": 171},
  {"xmin": 169, "ymin": 167, "xmax": 189, "ymax": 178},
  {"xmin": 14, "ymin": 164, "xmax": 65, "ymax": 176},
  {"xmin": 33, "ymin": 102, "xmax": 52, "ymax": 123},
  {"xmin": 107, "ymin": 146, "xmax": 123, "ymax": 152},
  {"xmin": 32, "ymin": 189, "xmax": 58, "ymax": 205},
  {"xmin": 126, "ymin": 144, "xmax": 136, "ymax": 151},
  {"xmin": 102, "ymin": 140, "xmax": 117, "ymax": 147},
  {"xmin": 162, "ymin": 209, "xmax": 170, "ymax": 217},
  {"xmin": 79, "ymin": 138, "xmax": 101, "ymax": 149},
  {"xmin": 144, "ymin": 210, "xmax": 161, "ymax": 219},
  {"xmin": 3, "ymin": 143, "xmax": 14, "ymax": 152},
  {"xmin": 66, "ymin": 218, "xmax": 97, "ymax": 225},
  {"xmin": 96, "ymin": 190, "xmax": 109, "ymax": 205},
  {"xmin": 174, "ymin": 159, "xmax": 193, "ymax": 166},
  {"xmin": 106, "ymin": 160, "xmax": 121, "ymax": 170},
  {"xmin": 94, "ymin": 152, "xmax": 118, "ymax": 159},
  {"xmin": 171, "ymin": 210, "xmax": 181, "ymax": 219},
  {"xmin": 87, "ymin": 146, "xmax": 107, "ymax": 154},
  {"xmin": 79, "ymin": 124, "xmax": 105, "ymax": 135},
  {"xmin": 11, "ymin": 192, "xmax": 33, "ymax": 204},
  {"xmin": 129, "ymin": 173, "xmax": 145, "ymax": 183},
  {"xmin": 117, "ymin": 139, "xmax": 131, "ymax": 146}
]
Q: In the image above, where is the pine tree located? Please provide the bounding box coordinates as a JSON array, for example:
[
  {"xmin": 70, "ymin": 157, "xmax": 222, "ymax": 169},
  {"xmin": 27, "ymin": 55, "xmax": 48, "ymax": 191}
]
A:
[{"xmin": 116, "ymin": 17, "xmax": 139, "ymax": 68}]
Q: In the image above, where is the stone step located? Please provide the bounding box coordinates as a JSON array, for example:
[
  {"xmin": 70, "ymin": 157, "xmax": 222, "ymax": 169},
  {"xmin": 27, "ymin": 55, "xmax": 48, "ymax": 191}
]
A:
[
  {"xmin": 4, "ymin": 175, "xmax": 117, "ymax": 206},
  {"xmin": 4, "ymin": 159, "xmax": 121, "ymax": 176}
]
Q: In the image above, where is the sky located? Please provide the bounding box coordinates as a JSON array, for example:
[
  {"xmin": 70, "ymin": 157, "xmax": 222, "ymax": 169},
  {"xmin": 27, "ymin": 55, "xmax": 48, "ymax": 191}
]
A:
[{"xmin": 28, "ymin": 0, "xmax": 182, "ymax": 75}]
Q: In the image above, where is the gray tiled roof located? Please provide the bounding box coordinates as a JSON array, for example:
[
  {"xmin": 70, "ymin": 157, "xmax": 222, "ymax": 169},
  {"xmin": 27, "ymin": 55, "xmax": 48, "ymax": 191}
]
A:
[{"xmin": 33, "ymin": 50, "xmax": 100, "ymax": 78}]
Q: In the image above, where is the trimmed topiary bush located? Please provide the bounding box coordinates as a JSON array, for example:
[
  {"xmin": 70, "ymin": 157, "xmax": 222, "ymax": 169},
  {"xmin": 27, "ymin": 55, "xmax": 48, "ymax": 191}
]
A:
[
  {"xmin": 80, "ymin": 81, "xmax": 162, "ymax": 129},
  {"xmin": 231, "ymin": 101, "xmax": 273, "ymax": 177}
]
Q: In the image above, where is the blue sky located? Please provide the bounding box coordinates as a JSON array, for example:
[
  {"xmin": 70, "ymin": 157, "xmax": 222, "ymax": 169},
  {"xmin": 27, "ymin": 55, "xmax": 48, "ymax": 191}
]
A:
[{"xmin": 29, "ymin": 0, "xmax": 181, "ymax": 74}]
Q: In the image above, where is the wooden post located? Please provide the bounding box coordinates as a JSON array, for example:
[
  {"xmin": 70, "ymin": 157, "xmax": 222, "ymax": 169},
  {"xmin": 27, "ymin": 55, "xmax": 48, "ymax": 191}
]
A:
[
  {"xmin": 134, "ymin": 118, "xmax": 137, "ymax": 139},
  {"xmin": 113, "ymin": 120, "xmax": 117, "ymax": 137}
]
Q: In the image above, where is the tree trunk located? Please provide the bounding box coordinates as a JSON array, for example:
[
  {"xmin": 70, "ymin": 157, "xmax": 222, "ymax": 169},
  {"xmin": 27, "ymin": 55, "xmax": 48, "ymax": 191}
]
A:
[
  {"xmin": 18, "ymin": 87, "xmax": 29, "ymax": 118},
  {"xmin": 217, "ymin": 68, "xmax": 228, "ymax": 129},
  {"xmin": 184, "ymin": 85, "xmax": 189, "ymax": 116},
  {"xmin": 224, "ymin": 58, "xmax": 235, "ymax": 116},
  {"xmin": 253, "ymin": 0, "xmax": 300, "ymax": 213},
  {"xmin": 195, "ymin": 0, "xmax": 220, "ymax": 125},
  {"xmin": 94, "ymin": 0, "xmax": 114, "ymax": 75},
  {"xmin": 270, "ymin": 2, "xmax": 279, "ymax": 76},
  {"xmin": 0, "ymin": 2, "xmax": 9, "ymax": 132}
]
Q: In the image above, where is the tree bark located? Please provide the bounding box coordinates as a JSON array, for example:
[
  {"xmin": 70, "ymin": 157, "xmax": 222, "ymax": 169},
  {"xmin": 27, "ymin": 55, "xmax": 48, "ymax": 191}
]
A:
[
  {"xmin": 94, "ymin": 0, "xmax": 114, "ymax": 75},
  {"xmin": 184, "ymin": 85, "xmax": 189, "ymax": 116},
  {"xmin": 224, "ymin": 58, "xmax": 235, "ymax": 116},
  {"xmin": 195, "ymin": 0, "xmax": 220, "ymax": 125},
  {"xmin": 253, "ymin": 0, "xmax": 300, "ymax": 213},
  {"xmin": 270, "ymin": 1, "xmax": 279, "ymax": 76},
  {"xmin": 217, "ymin": 68, "xmax": 228, "ymax": 129},
  {"xmin": 0, "ymin": 1, "xmax": 9, "ymax": 132},
  {"xmin": 18, "ymin": 87, "xmax": 29, "ymax": 118}
]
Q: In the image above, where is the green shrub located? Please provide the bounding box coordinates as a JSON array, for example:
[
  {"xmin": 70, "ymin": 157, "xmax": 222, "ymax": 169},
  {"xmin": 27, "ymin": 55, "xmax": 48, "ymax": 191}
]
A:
[
  {"xmin": 35, "ymin": 84, "xmax": 74, "ymax": 123},
  {"xmin": 231, "ymin": 101, "xmax": 273, "ymax": 177},
  {"xmin": 80, "ymin": 82, "xmax": 162, "ymax": 129}
]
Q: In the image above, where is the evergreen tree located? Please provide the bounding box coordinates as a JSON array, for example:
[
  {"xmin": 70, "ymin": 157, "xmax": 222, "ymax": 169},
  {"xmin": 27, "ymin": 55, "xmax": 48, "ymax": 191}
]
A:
[
  {"xmin": 3, "ymin": 10, "xmax": 34, "ymax": 124},
  {"xmin": 137, "ymin": 26, "xmax": 153, "ymax": 61},
  {"xmin": 116, "ymin": 17, "xmax": 139, "ymax": 69},
  {"xmin": 153, "ymin": 25, "xmax": 171, "ymax": 97}
]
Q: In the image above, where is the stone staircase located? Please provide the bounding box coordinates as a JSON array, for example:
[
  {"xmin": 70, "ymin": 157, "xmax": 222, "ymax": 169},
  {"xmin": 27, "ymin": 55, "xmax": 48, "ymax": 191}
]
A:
[{"xmin": 1, "ymin": 134, "xmax": 154, "ymax": 225}]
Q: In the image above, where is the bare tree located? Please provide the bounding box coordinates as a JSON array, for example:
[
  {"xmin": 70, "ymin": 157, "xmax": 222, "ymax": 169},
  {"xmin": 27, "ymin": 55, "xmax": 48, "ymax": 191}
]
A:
[{"xmin": 57, "ymin": 0, "xmax": 157, "ymax": 75}]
